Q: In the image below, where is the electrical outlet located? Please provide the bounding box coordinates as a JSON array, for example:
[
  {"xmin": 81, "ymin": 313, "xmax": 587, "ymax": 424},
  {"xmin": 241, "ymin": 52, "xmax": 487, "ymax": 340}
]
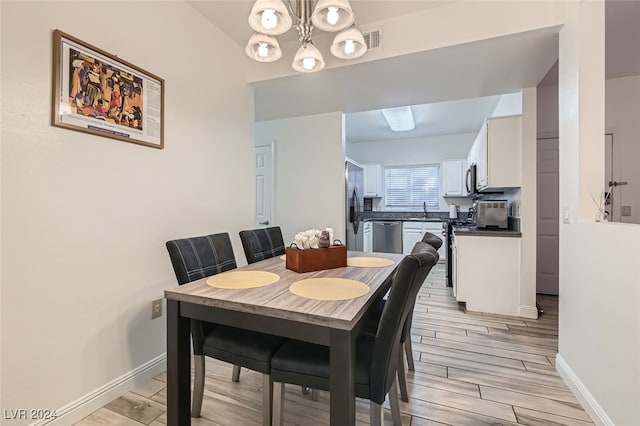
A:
[
  {"xmin": 622, "ymin": 205, "xmax": 631, "ymax": 216},
  {"xmin": 152, "ymin": 299, "xmax": 163, "ymax": 319}
]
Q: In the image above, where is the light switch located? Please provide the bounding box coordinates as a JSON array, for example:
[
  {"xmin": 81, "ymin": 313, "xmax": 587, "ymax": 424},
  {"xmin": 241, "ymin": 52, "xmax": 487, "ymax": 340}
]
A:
[
  {"xmin": 622, "ymin": 205, "xmax": 631, "ymax": 216},
  {"xmin": 563, "ymin": 206, "xmax": 571, "ymax": 224}
]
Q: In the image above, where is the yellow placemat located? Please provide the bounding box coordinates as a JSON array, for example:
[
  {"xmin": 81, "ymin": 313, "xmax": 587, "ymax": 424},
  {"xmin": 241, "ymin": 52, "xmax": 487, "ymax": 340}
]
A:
[
  {"xmin": 279, "ymin": 255, "xmax": 286, "ymax": 261},
  {"xmin": 206, "ymin": 271, "xmax": 280, "ymax": 289},
  {"xmin": 289, "ymin": 278, "xmax": 370, "ymax": 301},
  {"xmin": 347, "ymin": 257, "xmax": 395, "ymax": 268}
]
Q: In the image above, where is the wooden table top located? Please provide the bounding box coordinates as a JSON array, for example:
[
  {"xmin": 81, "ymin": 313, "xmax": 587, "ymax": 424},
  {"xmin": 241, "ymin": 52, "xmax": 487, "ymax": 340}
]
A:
[{"xmin": 164, "ymin": 251, "xmax": 403, "ymax": 330}]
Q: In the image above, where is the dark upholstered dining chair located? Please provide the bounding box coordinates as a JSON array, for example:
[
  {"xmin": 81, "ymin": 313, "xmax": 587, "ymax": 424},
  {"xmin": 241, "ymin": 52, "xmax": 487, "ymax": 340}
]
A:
[
  {"xmin": 165, "ymin": 232, "xmax": 286, "ymax": 424},
  {"xmin": 421, "ymin": 231, "xmax": 443, "ymax": 250},
  {"xmin": 270, "ymin": 250, "xmax": 439, "ymax": 426},
  {"xmin": 238, "ymin": 226, "xmax": 286, "ymax": 264},
  {"xmin": 363, "ymin": 242, "xmax": 440, "ymax": 403}
]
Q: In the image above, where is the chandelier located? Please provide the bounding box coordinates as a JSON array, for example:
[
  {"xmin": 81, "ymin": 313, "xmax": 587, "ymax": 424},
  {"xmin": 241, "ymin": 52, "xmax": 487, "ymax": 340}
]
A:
[{"xmin": 245, "ymin": 0, "xmax": 367, "ymax": 73}]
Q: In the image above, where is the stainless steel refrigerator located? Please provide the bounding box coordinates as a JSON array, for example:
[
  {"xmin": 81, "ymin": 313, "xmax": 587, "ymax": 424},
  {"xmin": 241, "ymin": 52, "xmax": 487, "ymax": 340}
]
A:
[{"xmin": 345, "ymin": 160, "xmax": 364, "ymax": 251}]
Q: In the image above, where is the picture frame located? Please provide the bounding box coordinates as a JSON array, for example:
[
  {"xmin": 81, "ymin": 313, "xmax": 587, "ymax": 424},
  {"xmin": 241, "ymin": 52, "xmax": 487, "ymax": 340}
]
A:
[{"xmin": 51, "ymin": 29, "xmax": 164, "ymax": 149}]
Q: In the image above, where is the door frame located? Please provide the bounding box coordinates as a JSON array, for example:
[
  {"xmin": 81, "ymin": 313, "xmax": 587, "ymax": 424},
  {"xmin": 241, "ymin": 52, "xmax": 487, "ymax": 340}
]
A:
[{"xmin": 255, "ymin": 142, "xmax": 276, "ymax": 228}]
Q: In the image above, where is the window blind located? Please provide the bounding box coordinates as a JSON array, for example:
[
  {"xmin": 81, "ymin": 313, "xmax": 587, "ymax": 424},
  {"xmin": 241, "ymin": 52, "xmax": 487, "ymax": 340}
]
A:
[{"xmin": 384, "ymin": 164, "xmax": 440, "ymax": 208}]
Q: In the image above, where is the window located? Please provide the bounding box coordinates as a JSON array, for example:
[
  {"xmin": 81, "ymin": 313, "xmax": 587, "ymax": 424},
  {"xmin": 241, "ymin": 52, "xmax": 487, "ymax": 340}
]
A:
[{"xmin": 385, "ymin": 164, "xmax": 440, "ymax": 208}]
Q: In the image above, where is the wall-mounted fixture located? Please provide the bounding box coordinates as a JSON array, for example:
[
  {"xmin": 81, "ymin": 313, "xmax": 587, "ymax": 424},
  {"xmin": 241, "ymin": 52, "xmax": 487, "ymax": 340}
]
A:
[
  {"xmin": 245, "ymin": 0, "xmax": 367, "ymax": 73},
  {"xmin": 381, "ymin": 106, "xmax": 415, "ymax": 132}
]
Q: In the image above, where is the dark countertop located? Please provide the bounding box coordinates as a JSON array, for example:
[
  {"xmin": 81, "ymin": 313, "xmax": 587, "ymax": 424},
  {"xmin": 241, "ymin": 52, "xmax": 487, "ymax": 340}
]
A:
[
  {"xmin": 452, "ymin": 225, "xmax": 521, "ymax": 238},
  {"xmin": 365, "ymin": 218, "xmax": 448, "ymax": 223}
]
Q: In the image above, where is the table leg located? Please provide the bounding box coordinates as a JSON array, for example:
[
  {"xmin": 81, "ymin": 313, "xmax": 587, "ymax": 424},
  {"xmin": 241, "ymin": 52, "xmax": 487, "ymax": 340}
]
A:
[
  {"xmin": 167, "ymin": 300, "xmax": 191, "ymax": 425},
  {"xmin": 329, "ymin": 329, "xmax": 356, "ymax": 425}
]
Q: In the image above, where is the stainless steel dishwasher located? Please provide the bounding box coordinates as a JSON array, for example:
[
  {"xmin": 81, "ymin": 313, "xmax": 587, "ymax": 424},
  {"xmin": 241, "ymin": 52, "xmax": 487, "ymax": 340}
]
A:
[{"xmin": 372, "ymin": 221, "xmax": 402, "ymax": 254}]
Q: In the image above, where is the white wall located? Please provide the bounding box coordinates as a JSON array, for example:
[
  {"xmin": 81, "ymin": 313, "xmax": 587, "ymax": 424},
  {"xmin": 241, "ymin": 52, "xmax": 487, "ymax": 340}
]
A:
[
  {"xmin": 255, "ymin": 113, "xmax": 345, "ymax": 245},
  {"xmin": 519, "ymin": 88, "xmax": 538, "ymax": 318},
  {"xmin": 538, "ymin": 74, "xmax": 640, "ymax": 225},
  {"xmin": 605, "ymin": 75, "xmax": 640, "ymax": 224},
  {"xmin": 1, "ymin": 2, "xmax": 255, "ymax": 424},
  {"xmin": 558, "ymin": 2, "xmax": 640, "ymax": 424},
  {"xmin": 491, "ymin": 92, "xmax": 523, "ymax": 117},
  {"xmin": 345, "ymin": 133, "xmax": 475, "ymax": 212}
]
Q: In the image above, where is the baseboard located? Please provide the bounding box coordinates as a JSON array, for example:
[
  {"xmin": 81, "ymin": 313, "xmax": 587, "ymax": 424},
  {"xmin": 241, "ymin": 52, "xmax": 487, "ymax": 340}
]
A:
[
  {"xmin": 555, "ymin": 354, "xmax": 614, "ymax": 426},
  {"xmin": 518, "ymin": 304, "xmax": 538, "ymax": 319},
  {"xmin": 30, "ymin": 353, "xmax": 166, "ymax": 426}
]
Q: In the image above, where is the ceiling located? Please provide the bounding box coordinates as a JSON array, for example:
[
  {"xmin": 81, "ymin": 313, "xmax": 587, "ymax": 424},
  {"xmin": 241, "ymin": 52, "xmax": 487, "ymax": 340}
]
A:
[{"xmin": 187, "ymin": 0, "xmax": 640, "ymax": 143}]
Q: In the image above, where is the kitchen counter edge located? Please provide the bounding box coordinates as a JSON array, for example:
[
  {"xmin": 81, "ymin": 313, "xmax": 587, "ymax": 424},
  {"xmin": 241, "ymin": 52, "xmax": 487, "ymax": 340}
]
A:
[{"xmin": 453, "ymin": 227, "xmax": 522, "ymax": 238}]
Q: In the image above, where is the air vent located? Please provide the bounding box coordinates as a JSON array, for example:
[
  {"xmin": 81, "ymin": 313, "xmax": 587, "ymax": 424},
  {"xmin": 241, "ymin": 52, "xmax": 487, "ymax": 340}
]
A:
[{"xmin": 362, "ymin": 28, "xmax": 381, "ymax": 50}]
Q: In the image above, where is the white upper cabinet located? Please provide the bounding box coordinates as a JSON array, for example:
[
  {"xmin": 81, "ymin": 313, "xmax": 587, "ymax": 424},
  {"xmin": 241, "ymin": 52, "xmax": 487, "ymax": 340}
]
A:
[
  {"xmin": 363, "ymin": 163, "xmax": 383, "ymax": 197},
  {"xmin": 475, "ymin": 115, "xmax": 521, "ymax": 191},
  {"xmin": 442, "ymin": 159, "xmax": 466, "ymax": 197}
]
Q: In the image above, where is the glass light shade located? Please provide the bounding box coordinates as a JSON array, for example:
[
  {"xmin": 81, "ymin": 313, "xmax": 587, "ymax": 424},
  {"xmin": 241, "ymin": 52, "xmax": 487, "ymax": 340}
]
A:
[
  {"xmin": 311, "ymin": 0, "xmax": 354, "ymax": 32},
  {"xmin": 330, "ymin": 26, "xmax": 366, "ymax": 59},
  {"xmin": 245, "ymin": 33, "xmax": 282, "ymax": 62},
  {"xmin": 292, "ymin": 44, "xmax": 325, "ymax": 73},
  {"xmin": 248, "ymin": 0, "xmax": 292, "ymax": 35}
]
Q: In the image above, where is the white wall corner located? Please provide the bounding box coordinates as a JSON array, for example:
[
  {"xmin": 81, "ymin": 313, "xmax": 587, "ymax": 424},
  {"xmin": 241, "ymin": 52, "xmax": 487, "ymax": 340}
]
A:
[
  {"xmin": 555, "ymin": 354, "xmax": 614, "ymax": 426},
  {"xmin": 30, "ymin": 354, "xmax": 166, "ymax": 426},
  {"xmin": 517, "ymin": 304, "xmax": 538, "ymax": 319}
]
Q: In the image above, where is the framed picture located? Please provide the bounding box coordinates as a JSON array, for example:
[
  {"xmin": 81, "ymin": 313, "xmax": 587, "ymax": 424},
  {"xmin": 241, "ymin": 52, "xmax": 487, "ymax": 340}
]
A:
[{"xmin": 51, "ymin": 30, "xmax": 164, "ymax": 149}]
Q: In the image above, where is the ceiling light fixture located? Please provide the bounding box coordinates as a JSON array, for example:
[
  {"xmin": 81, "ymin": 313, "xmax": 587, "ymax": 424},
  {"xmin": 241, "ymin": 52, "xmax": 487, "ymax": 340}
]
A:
[
  {"xmin": 381, "ymin": 106, "xmax": 415, "ymax": 132},
  {"xmin": 245, "ymin": 0, "xmax": 367, "ymax": 73}
]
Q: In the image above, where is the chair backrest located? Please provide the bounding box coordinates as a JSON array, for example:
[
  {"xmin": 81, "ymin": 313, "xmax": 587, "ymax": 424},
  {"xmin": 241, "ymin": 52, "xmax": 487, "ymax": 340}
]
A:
[
  {"xmin": 166, "ymin": 232, "xmax": 237, "ymax": 285},
  {"xmin": 411, "ymin": 241, "xmax": 439, "ymax": 284},
  {"xmin": 239, "ymin": 226, "xmax": 285, "ymax": 264},
  {"xmin": 421, "ymin": 231, "xmax": 443, "ymax": 250},
  {"xmin": 369, "ymin": 247, "xmax": 439, "ymax": 403}
]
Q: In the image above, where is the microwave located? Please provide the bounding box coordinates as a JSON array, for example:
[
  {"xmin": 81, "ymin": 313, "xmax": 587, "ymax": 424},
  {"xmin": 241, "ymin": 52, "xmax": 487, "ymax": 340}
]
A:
[
  {"xmin": 476, "ymin": 200, "xmax": 508, "ymax": 229},
  {"xmin": 465, "ymin": 163, "xmax": 477, "ymax": 194}
]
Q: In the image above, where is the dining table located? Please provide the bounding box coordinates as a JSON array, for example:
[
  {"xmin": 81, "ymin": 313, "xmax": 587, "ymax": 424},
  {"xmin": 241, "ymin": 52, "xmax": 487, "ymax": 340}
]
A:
[{"xmin": 165, "ymin": 250, "xmax": 403, "ymax": 426}]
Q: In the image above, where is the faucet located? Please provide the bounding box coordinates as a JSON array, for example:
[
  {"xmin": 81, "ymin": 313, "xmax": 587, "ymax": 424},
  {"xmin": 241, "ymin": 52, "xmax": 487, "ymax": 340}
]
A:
[{"xmin": 423, "ymin": 201, "xmax": 427, "ymax": 218}]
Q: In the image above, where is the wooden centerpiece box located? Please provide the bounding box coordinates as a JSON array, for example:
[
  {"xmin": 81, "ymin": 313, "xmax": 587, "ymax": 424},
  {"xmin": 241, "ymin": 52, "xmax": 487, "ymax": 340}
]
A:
[{"xmin": 286, "ymin": 244, "xmax": 347, "ymax": 273}]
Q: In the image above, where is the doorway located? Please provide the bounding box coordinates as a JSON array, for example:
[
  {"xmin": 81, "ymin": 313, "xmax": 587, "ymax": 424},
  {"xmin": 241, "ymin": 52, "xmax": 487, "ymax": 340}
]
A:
[{"xmin": 536, "ymin": 137, "xmax": 559, "ymax": 295}]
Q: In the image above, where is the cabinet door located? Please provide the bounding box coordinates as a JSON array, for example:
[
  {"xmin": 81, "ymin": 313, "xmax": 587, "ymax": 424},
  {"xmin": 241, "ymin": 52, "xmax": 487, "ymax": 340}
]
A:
[
  {"xmin": 451, "ymin": 236, "xmax": 457, "ymax": 298},
  {"xmin": 485, "ymin": 115, "xmax": 521, "ymax": 189},
  {"xmin": 363, "ymin": 164, "xmax": 383, "ymax": 197},
  {"xmin": 402, "ymin": 223, "xmax": 424, "ymax": 255},
  {"xmin": 442, "ymin": 160, "xmax": 464, "ymax": 196},
  {"xmin": 423, "ymin": 223, "xmax": 446, "ymax": 260}
]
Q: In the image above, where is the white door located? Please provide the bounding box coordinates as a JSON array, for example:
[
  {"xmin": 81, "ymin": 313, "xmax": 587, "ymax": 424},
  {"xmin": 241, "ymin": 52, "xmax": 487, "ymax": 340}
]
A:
[
  {"xmin": 536, "ymin": 138, "xmax": 559, "ymax": 295},
  {"xmin": 255, "ymin": 144, "xmax": 274, "ymax": 228}
]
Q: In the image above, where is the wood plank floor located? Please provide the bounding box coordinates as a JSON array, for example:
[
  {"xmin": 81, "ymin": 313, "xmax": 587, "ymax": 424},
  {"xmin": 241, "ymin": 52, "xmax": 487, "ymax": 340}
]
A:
[{"xmin": 76, "ymin": 264, "xmax": 592, "ymax": 425}]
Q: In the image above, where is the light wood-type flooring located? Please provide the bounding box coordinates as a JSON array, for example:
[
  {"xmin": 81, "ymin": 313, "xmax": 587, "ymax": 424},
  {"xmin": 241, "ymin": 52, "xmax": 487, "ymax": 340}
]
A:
[{"xmin": 77, "ymin": 264, "xmax": 592, "ymax": 425}]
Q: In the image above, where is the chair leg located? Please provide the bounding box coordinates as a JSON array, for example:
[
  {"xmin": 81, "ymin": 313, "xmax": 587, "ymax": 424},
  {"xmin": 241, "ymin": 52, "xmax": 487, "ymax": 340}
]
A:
[
  {"xmin": 369, "ymin": 401, "xmax": 383, "ymax": 426},
  {"xmin": 273, "ymin": 382, "xmax": 285, "ymax": 426},
  {"xmin": 262, "ymin": 374, "xmax": 272, "ymax": 426},
  {"xmin": 397, "ymin": 346, "xmax": 409, "ymax": 403},
  {"xmin": 232, "ymin": 364, "xmax": 241, "ymax": 382},
  {"xmin": 404, "ymin": 338, "xmax": 415, "ymax": 372},
  {"xmin": 192, "ymin": 355, "xmax": 205, "ymax": 418},
  {"xmin": 389, "ymin": 379, "xmax": 402, "ymax": 426}
]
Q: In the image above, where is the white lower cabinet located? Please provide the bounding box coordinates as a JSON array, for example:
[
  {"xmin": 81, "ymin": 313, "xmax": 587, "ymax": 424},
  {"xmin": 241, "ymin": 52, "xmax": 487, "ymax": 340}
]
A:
[
  {"xmin": 363, "ymin": 221, "xmax": 373, "ymax": 252},
  {"xmin": 453, "ymin": 233, "xmax": 521, "ymax": 317},
  {"xmin": 402, "ymin": 222, "xmax": 446, "ymax": 260},
  {"xmin": 402, "ymin": 222, "xmax": 423, "ymax": 254}
]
